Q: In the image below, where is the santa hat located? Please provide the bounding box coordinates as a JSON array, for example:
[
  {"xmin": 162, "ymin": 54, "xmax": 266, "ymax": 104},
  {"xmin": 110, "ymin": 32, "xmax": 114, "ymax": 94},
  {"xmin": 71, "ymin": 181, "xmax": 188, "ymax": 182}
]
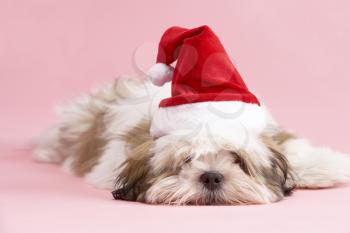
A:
[{"xmin": 147, "ymin": 25, "xmax": 266, "ymax": 144}]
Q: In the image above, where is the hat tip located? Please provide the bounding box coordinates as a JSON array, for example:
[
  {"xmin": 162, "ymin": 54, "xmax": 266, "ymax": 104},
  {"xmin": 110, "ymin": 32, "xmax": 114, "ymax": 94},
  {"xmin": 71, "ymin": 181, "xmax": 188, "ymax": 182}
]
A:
[{"xmin": 147, "ymin": 63, "xmax": 174, "ymax": 86}]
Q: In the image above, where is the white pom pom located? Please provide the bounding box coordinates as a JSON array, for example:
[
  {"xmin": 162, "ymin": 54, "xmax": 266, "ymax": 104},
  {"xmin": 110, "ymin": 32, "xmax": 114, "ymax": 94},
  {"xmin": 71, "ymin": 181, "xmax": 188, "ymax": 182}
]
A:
[{"xmin": 147, "ymin": 63, "xmax": 174, "ymax": 86}]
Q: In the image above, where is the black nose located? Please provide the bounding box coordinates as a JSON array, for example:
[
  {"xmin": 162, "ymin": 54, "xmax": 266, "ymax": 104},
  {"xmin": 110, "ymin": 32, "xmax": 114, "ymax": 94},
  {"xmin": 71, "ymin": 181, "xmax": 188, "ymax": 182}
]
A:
[{"xmin": 200, "ymin": 172, "xmax": 224, "ymax": 190}]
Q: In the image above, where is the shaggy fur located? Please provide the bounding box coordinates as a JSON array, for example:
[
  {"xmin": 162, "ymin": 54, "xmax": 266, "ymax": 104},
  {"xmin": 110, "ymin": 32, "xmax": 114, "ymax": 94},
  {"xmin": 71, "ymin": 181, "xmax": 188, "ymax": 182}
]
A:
[{"xmin": 34, "ymin": 77, "xmax": 350, "ymax": 205}]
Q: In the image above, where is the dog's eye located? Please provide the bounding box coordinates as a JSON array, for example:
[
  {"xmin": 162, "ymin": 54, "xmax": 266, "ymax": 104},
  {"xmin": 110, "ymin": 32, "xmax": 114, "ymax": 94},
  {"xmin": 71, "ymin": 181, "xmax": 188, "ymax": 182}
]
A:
[
  {"xmin": 230, "ymin": 152, "xmax": 241, "ymax": 164},
  {"xmin": 184, "ymin": 155, "xmax": 193, "ymax": 164},
  {"xmin": 230, "ymin": 151, "xmax": 250, "ymax": 175}
]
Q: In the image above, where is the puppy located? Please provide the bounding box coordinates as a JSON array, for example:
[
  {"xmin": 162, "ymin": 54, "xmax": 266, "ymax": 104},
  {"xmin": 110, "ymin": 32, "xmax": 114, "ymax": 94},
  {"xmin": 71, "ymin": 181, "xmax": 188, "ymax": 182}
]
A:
[
  {"xmin": 34, "ymin": 77, "xmax": 350, "ymax": 205},
  {"xmin": 34, "ymin": 25, "xmax": 350, "ymax": 205}
]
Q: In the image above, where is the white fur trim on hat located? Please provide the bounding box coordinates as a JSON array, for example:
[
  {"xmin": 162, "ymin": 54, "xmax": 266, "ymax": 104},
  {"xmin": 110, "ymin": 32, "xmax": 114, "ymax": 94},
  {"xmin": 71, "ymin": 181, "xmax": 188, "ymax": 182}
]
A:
[
  {"xmin": 150, "ymin": 101, "xmax": 267, "ymax": 144},
  {"xmin": 147, "ymin": 63, "xmax": 174, "ymax": 86}
]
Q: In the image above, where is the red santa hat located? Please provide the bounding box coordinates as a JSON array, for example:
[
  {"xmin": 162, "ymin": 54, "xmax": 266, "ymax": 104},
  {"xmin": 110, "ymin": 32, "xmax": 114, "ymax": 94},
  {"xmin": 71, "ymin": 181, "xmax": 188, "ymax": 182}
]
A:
[{"xmin": 147, "ymin": 25, "xmax": 267, "ymax": 143}]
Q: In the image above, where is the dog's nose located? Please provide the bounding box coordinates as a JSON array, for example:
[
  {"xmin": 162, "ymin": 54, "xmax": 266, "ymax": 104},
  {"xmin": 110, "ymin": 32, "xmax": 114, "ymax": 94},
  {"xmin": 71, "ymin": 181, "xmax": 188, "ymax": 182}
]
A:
[{"xmin": 200, "ymin": 172, "xmax": 224, "ymax": 190}]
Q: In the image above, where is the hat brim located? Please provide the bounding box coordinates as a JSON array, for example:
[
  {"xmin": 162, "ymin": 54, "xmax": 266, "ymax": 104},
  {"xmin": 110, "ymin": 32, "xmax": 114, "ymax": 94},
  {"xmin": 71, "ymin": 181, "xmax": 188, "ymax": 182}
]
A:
[{"xmin": 150, "ymin": 101, "xmax": 267, "ymax": 144}]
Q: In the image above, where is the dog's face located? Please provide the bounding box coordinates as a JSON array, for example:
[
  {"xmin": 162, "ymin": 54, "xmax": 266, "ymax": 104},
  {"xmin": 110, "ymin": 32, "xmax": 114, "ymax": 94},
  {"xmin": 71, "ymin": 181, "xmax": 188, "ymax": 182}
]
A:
[{"xmin": 113, "ymin": 134, "xmax": 295, "ymax": 205}]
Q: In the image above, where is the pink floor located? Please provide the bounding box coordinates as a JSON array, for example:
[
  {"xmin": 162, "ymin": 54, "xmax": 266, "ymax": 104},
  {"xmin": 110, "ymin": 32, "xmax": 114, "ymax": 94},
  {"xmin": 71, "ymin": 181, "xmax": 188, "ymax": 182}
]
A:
[
  {"xmin": 2, "ymin": 145, "xmax": 350, "ymax": 233},
  {"xmin": 2, "ymin": 0, "xmax": 350, "ymax": 232}
]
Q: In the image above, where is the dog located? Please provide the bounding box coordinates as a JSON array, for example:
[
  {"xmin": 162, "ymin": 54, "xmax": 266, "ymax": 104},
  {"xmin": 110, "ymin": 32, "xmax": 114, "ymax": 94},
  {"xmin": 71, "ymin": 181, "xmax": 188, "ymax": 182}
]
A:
[
  {"xmin": 34, "ymin": 76, "xmax": 350, "ymax": 205},
  {"xmin": 34, "ymin": 25, "xmax": 350, "ymax": 205}
]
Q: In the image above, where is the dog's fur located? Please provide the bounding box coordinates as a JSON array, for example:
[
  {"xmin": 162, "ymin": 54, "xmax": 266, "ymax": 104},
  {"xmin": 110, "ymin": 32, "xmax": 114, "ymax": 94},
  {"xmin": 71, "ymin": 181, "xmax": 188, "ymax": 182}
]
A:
[{"xmin": 34, "ymin": 77, "xmax": 350, "ymax": 205}]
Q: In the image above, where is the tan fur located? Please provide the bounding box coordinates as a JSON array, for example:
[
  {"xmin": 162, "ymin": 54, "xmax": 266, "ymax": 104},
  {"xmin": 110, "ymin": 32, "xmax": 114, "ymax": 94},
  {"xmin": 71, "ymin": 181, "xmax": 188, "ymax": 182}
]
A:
[
  {"xmin": 115, "ymin": 119, "xmax": 191, "ymax": 202},
  {"xmin": 71, "ymin": 112, "xmax": 108, "ymax": 176},
  {"xmin": 114, "ymin": 140, "xmax": 153, "ymax": 201},
  {"xmin": 272, "ymin": 131, "xmax": 295, "ymax": 145},
  {"xmin": 34, "ymin": 77, "xmax": 350, "ymax": 205},
  {"xmin": 58, "ymin": 79, "xmax": 137, "ymax": 176},
  {"xmin": 261, "ymin": 135, "xmax": 295, "ymax": 194},
  {"xmin": 233, "ymin": 150, "xmax": 258, "ymax": 176},
  {"xmin": 152, "ymin": 141, "xmax": 194, "ymax": 174},
  {"xmin": 121, "ymin": 118, "xmax": 152, "ymax": 152},
  {"xmin": 112, "ymin": 119, "xmax": 153, "ymax": 201}
]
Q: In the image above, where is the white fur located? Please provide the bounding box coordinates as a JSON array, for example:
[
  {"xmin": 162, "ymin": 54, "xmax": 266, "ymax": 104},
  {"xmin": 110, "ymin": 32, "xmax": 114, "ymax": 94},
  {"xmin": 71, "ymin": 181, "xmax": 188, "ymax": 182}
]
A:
[
  {"xmin": 34, "ymin": 77, "xmax": 171, "ymax": 188},
  {"xmin": 146, "ymin": 150, "xmax": 279, "ymax": 204},
  {"xmin": 283, "ymin": 138, "xmax": 350, "ymax": 188},
  {"xmin": 150, "ymin": 130, "xmax": 273, "ymax": 173},
  {"xmin": 33, "ymin": 127, "xmax": 64, "ymax": 163},
  {"xmin": 34, "ymin": 77, "xmax": 350, "ymax": 204},
  {"xmin": 84, "ymin": 140, "xmax": 126, "ymax": 189}
]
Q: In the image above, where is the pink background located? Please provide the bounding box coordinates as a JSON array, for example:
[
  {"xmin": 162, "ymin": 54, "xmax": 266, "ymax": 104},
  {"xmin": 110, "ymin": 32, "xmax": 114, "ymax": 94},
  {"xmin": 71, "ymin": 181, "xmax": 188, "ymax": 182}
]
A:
[{"xmin": 1, "ymin": 0, "xmax": 350, "ymax": 232}]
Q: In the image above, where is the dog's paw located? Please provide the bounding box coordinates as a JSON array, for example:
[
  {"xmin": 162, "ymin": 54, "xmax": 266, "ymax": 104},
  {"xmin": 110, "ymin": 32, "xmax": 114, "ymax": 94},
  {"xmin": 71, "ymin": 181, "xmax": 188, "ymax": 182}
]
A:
[{"xmin": 284, "ymin": 138, "xmax": 350, "ymax": 188}]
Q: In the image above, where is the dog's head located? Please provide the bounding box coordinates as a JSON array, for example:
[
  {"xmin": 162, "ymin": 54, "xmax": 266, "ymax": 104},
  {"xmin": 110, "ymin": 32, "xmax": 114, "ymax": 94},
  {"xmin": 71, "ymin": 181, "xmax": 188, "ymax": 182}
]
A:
[{"xmin": 113, "ymin": 129, "xmax": 295, "ymax": 205}]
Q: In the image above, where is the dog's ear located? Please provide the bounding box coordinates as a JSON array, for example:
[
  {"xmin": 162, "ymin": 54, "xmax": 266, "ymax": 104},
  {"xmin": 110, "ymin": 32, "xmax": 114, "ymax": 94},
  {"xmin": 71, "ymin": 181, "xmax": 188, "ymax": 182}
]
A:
[
  {"xmin": 261, "ymin": 136, "xmax": 296, "ymax": 195},
  {"xmin": 281, "ymin": 138, "xmax": 350, "ymax": 188},
  {"xmin": 112, "ymin": 141, "xmax": 153, "ymax": 201}
]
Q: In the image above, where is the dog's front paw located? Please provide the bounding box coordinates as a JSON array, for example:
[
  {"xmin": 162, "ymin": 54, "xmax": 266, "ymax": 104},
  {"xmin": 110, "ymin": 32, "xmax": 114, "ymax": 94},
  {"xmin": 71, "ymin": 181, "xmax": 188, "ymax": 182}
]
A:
[
  {"xmin": 112, "ymin": 187, "xmax": 139, "ymax": 201},
  {"xmin": 284, "ymin": 138, "xmax": 350, "ymax": 188}
]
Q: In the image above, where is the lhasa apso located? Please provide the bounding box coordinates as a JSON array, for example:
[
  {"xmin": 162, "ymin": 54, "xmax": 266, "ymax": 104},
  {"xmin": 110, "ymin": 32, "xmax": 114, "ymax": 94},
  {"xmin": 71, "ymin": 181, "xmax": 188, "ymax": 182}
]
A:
[
  {"xmin": 33, "ymin": 77, "xmax": 350, "ymax": 205},
  {"xmin": 34, "ymin": 26, "xmax": 350, "ymax": 205}
]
